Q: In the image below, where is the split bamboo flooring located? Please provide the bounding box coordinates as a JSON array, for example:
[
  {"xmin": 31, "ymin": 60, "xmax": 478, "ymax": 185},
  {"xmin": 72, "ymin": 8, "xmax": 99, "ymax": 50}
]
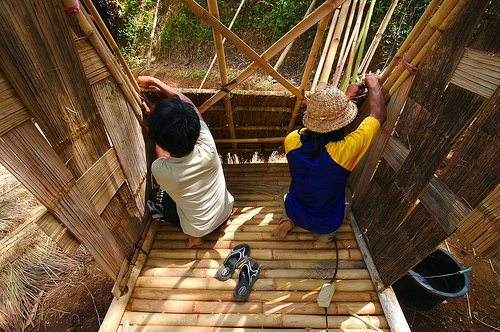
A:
[{"xmin": 116, "ymin": 163, "xmax": 391, "ymax": 331}]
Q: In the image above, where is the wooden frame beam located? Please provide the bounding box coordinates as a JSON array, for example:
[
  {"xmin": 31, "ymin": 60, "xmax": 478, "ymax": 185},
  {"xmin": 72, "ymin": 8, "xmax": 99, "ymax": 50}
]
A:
[
  {"xmin": 207, "ymin": 0, "xmax": 237, "ymax": 149},
  {"xmin": 197, "ymin": 0, "xmax": 347, "ymax": 113}
]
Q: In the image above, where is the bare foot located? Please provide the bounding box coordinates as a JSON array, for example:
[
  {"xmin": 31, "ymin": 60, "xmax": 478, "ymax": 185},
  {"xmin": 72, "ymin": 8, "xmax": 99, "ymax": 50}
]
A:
[
  {"xmin": 186, "ymin": 236, "xmax": 204, "ymax": 248},
  {"xmin": 271, "ymin": 219, "xmax": 293, "ymax": 239}
]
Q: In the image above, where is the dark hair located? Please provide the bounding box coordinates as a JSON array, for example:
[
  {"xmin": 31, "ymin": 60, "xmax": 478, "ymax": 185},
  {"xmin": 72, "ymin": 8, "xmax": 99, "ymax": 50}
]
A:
[
  {"xmin": 300, "ymin": 127, "xmax": 345, "ymax": 159},
  {"xmin": 147, "ymin": 95, "xmax": 200, "ymax": 157}
]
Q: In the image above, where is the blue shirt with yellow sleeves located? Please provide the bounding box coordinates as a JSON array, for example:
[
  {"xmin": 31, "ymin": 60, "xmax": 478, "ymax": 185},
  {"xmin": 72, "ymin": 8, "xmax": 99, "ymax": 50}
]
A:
[{"xmin": 284, "ymin": 116, "xmax": 381, "ymax": 234}]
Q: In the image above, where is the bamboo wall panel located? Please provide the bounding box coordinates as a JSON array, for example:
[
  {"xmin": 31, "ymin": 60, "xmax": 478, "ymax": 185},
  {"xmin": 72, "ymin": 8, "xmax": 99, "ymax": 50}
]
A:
[
  {"xmin": 382, "ymin": 136, "xmax": 471, "ymax": 235},
  {"xmin": 449, "ymin": 48, "xmax": 500, "ymax": 99},
  {"xmin": 104, "ymin": 163, "xmax": 397, "ymax": 332},
  {"xmin": 400, "ymin": 1, "xmax": 500, "ymax": 267},
  {"xmin": 0, "ymin": 0, "xmax": 149, "ymax": 280},
  {"xmin": 0, "ymin": 121, "xmax": 122, "ymax": 276},
  {"xmin": 0, "ymin": 0, "xmax": 110, "ymax": 178},
  {"xmin": 36, "ymin": 211, "xmax": 81, "ymax": 256},
  {"xmin": 354, "ymin": 0, "xmax": 492, "ymax": 287},
  {"xmin": 458, "ymin": 184, "xmax": 500, "ymax": 258},
  {"xmin": 90, "ymin": 78, "xmax": 148, "ymax": 214},
  {"xmin": 75, "ymin": 35, "xmax": 112, "ymax": 85},
  {"xmin": 348, "ymin": 75, "xmax": 415, "ymax": 202},
  {"xmin": 0, "ymin": 69, "xmax": 30, "ymax": 136}
]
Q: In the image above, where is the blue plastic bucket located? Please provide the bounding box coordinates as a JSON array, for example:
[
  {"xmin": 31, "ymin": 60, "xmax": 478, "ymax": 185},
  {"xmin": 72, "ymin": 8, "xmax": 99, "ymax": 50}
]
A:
[{"xmin": 393, "ymin": 248, "xmax": 470, "ymax": 310}]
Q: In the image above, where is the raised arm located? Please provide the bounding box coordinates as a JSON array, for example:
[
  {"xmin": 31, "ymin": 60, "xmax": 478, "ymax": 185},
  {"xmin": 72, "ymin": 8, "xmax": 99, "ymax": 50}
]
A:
[
  {"xmin": 137, "ymin": 76, "xmax": 203, "ymax": 120},
  {"xmin": 364, "ymin": 75, "xmax": 386, "ymax": 125}
]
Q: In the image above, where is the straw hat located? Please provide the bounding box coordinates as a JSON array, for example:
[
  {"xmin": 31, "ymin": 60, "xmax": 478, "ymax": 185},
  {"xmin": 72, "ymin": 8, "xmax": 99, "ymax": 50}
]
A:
[{"xmin": 302, "ymin": 84, "xmax": 358, "ymax": 133}]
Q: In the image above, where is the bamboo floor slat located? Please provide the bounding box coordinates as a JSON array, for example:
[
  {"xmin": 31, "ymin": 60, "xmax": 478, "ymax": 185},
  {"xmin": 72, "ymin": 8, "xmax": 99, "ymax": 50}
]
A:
[{"xmin": 116, "ymin": 163, "xmax": 390, "ymax": 331}]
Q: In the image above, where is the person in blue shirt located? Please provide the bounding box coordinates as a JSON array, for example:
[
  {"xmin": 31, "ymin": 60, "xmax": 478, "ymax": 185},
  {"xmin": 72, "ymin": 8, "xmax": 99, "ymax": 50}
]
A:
[{"xmin": 271, "ymin": 75, "xmax": 386, "ymax": 244}]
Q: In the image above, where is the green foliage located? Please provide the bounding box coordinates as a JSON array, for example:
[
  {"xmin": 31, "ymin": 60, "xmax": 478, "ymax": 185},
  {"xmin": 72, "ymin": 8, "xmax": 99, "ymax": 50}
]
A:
[
  {"xmin": 234, "ymin": 0, "xmax": 311, "ymax": 42},
  {"xmin": 158, "ymin": 3, "xmax": 212, "ymax": 58},
  {"xmin": 108, "ymin": 0, "xmax": 156, "ymax": 62},
  {"xmin": 106, "ymin": 0, "xmax": 431, "ymax": 71}
]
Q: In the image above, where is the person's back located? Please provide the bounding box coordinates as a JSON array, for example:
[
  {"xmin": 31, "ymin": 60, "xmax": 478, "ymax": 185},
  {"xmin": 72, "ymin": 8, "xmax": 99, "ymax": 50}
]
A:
[
  {"xmin": 272, "ymin": 75, "xmax": 386, "ymax": 243},
  {"xmin": 138, "ymin": 76, "xmax": 234, "ymax": 248}
]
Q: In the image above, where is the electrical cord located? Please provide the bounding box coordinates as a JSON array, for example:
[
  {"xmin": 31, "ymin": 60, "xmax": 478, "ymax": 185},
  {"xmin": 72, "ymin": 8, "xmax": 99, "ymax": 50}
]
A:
[{"xmin": 324, "ymin": 236, "xmax": 339, "ymax": 332}]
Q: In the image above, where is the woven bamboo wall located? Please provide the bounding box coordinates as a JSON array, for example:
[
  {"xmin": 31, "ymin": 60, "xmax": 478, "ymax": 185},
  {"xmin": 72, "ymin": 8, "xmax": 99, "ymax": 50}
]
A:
[
  {"xmin": 0, "ymin": 0, "xmax": 149, "ymax": 282},
  {"xmin": 0, "ymin": 0, "xmax": 498, "ymax": 293},
  {"xmin": 349, "ymin": 0, "xmax": 500, "ymax": 287}
]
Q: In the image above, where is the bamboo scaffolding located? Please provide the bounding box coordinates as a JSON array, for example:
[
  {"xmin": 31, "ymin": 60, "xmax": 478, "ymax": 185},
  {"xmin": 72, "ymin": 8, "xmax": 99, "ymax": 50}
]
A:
[
  {"xmin": 351, "ymin": 0, "xmax": 376, "ymax": 81},
  {"xmin": 287, "ymin": 13, "xmax": 332, "ymax": 133},
  {"xmin": 359, "ymin": 0, "xmax": 399, "ymax": 75},
  {"xmin": 342, "ymin": 0, "xmax": 368, "ymax": 89},
  {"xmin": 318, "ymin": 1, "xmax": 351, "ymax": 86},
  {"xmin": 178, "ymin": 0, "xmax": 302, "ymax": 98},
  {"xmin": 311, "ymin": 8, "xmax": 341, "ymax": 92},
  {"xmin": 270, "ymin": 0, "xmax": 318, "ymax": 76},
  {"xmin": 199, "ymin": 0, "xmax": 245, "ymax": 89},
  {"xmin": 332, "ymin": 0, "xmax": 358, "ymax": 86},
  {"xmin": 380, "ymin": 0, "xmax": 460, "ymax": 96},
  {"xmin": 198, "ymin": 0, "xmax": 346, "ymax": 113},
  {"xmin": 81, "ymin": 0, "xmax": 143, "ymax": 100},
  {"xmin": 64, "ymin": 0, "xmax": 146, "ymax": 130},
  {"xmin": 208, "ymin": 0, "xmax": 237, "ymax": 148},
  {"xmin": 386, "ymin": 0, "xmax": 467, "ymax": 96},
  {"xmin": 380, "ymin": 0, "xmax": 444, "ymax": 84}
]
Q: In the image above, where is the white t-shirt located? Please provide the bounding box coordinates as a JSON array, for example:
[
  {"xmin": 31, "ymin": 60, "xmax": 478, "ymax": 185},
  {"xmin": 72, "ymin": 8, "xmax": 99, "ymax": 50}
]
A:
[{"xmin": 151, "ymin": 121, "xmax": 234, "ymax": 237}]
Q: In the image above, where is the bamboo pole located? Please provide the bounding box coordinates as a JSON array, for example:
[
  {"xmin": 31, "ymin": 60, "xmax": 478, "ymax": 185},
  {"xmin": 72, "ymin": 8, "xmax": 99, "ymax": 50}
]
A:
[
  {"xmin": 359, "ymin": 0, "xmax": 399, "ymax": 75},
  {"xmin": 131, "ymin": 288, "xmax": 377, "ymax": 303},
  {"xmin": 331, "ymin": 0, "xmax": 358, "ymax": 86},
  {"xmin": 99, "ymin": 220, "xmax": 159, "ymax": 332},
  {"xmin": 287, "ymin": 13, "xmax": 332, "ymax": 133},
  {"xmin": 81, "ymin": 0, "xmax": 143, "ymax": 100},
  {"xmin": 207, "ymin": 0, "xmax": 237, "ymax": 149},
  {"xmin": 385, "ymin": 0, "xmax": 467, "ymax": 97},
  {"xmin": 380, "ymin": 0, "xmax": 445, "ymax": 85},
  {"xmin": 65, "ymin": 0, "xmax": 147, "ymax": 130},
  {"xmin": 199, "ymin": 0, "xmax": 245, "ymax": 89},
  {"xmin": 351, "ymin": 0, "xmax": 376, "ymax": 82},
  {"xmin": 215, "ymin": 137, "xmax": 285, "ymax": 144},
  {"xmin": 146, "ymin": 0, "xmax": 160, "ymax": 67},
  {"xmin": 270, "ymin": 0, "xmax": 318, "ymax": 77},
  {"xmin": 127, "ymin": 299, "xmax": 382, "ymax": 316},
  {"xmin": 341, "ymin": 0, "xmax": 368, "ymax": 90},
  {"xmin": 120, "ymin": 312, "xmax": 388, "ymax": 329},
  {"xmin": 140, "ymin": 267, "xmax": 369, "ymax": 279},
  {"xmin": 348, "ymin": 211, "xmax": 411, "ymax": 332},
  {"xmin": 318, "ymin": 1, "xmax": 351, "ymax": 85},
  {"xmin": 311, "ymin": 7, "xmax": 340, "ymax": 92},
  {"xmin": 198, "ymin": 0, "xmax": 346, "ymax": 113},
  {"xmin": 178, "ymin": 0, "xmax": 302, "ymax": 99}
]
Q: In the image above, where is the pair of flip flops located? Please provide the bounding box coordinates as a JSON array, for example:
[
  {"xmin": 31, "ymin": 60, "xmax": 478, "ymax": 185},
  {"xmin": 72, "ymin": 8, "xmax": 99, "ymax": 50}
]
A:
[{"xmin": 215, "ymin": 244, "xmax": 260, "ymax": 301}]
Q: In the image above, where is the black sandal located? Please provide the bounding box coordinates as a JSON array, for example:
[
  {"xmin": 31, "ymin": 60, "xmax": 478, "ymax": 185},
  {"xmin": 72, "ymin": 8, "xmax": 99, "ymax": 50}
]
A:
[
  {"xmin": 233, "ymin": 257, "xmax": 260, "ymax": 301},
  {"xmin": 215, "ymin": 244, "xmax": 250, "ymax": 281}
]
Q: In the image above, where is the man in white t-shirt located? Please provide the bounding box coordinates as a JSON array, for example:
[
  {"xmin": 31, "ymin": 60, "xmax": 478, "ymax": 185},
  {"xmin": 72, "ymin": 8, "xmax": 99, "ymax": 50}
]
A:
[{"xmin": 137, "ymin": 76, "xmax": 234, "ymax": 248}]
